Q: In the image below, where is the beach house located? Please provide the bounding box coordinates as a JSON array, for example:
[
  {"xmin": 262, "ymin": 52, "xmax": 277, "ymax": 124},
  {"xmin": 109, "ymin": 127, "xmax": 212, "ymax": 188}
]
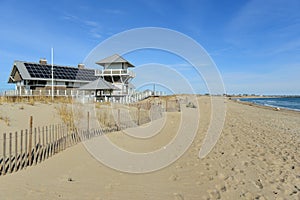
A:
[
  {"xmin": 94, "ymin": 54, "xmax": 135, "ymax": 96},
  {"xmin": 7, "ymin": 54, "xmax": 135, "ymax": 98}
]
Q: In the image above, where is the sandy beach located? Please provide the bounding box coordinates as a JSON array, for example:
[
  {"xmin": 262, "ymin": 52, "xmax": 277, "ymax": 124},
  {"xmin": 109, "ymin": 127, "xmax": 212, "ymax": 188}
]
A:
[
  {"xmin": 0, "ymin": 102, "xmax": 64, "ymax": 134},
  {"xmin": 0, "ymin": 96, "xmax": 299, "ymax": 200}
]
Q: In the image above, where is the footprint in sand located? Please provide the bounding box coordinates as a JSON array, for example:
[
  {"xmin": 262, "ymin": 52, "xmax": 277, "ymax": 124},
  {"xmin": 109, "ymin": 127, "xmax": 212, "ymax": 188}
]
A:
[
  {"xmin": 241, "ymin": 191, "xmax": 254, "ymax": 199},
  {"xmin": 173, "ymin": 193, "xmax": 184, "ymax": 200},
  {"xmin": 242, "ymin": 161, "xmax": 249, "ymax": 167},
  {"xmin": 209, "ymin": 189, "xmax": 221, "ymax": 199},
  {"xmin": 169, "ymin": 174, "xmax": 180, "ymax": 181},
  {"xmin": 175, "ymin": 165, "xmax": 183, "ymax": 169},
  {"xmin": 254, "ymin": 179, "xmax": 264, "ymax": 189},
  {"xmin": 216, "ymin": 184, "xmax": 227, "ymax": 193}
]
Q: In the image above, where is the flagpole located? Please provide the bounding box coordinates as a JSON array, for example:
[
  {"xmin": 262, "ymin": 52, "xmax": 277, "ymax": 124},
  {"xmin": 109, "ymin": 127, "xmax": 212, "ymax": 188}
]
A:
[{"xmin": 51, "ymin": 47, "xmax": 54, "ymax": 101}]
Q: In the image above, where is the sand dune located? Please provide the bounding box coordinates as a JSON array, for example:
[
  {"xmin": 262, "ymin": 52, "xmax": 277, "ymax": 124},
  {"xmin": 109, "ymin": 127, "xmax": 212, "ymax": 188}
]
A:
[
  {"xmin": 0, "ymin": 102, "xmax": 62, "ymax": 134},
  {"xmin": 0, "ymin": 96, "xmax": 299, "ymax": 199}
]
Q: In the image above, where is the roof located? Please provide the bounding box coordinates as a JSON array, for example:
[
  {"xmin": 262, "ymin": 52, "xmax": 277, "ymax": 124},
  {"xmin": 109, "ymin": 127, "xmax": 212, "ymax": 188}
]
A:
[
  {"xmin": 96, "ymin": 54, "xmax": 134, "ymax": 68},
  {"xmin": 8, "ymin": 61, "xmax": 98, "ymax": 83},
  {"xmin": 78, "ymin": 78, "xmax": 119, "ymax": 90}
]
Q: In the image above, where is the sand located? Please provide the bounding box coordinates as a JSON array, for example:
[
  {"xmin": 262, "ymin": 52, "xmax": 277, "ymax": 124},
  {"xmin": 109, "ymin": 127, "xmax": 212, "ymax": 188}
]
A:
[
  {"xmin": 0, "ymin": 96, "xmax": 299, "ymax": 199},
  {"xmin": 0, "ymin": 102, "xmax": 62, "ymax": 133}
]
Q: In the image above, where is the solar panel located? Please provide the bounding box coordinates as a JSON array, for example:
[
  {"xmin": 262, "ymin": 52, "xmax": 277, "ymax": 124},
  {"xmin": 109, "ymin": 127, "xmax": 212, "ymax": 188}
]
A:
[{"xmin": 24, "ymin": 63, "xmax": 98, "ymax": 81}]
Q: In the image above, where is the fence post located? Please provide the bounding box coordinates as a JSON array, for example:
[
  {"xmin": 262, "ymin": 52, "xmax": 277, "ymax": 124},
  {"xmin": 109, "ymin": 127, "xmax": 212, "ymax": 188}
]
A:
[
  {"xmin": 49, "ymin": 125, "xmax": 52, "ymax": 156},
  {"xmin": 24, "ymin": 130, "xmax": 28, "ymax": 168},
  {"xmin": 34, "ymin": 127, "xmax": 37, "ymax": 165},
  {"xmin": 68, "ymin": 125, "xmax": 70, "ymax": 146},
  {"xmin": 117, "ymin": 109, "xmax": 120, "ymax": 131},
  {"xmin": 166, "ymin": 99, "xmax": 168, "ymax": 112},
  {"xmin": 57, "ymin": 124, "xmax": 60, "ymax": 152},
  {"xmin": 53, "ymin": 124, "xmax": 55, "ymax": 154},
  {"xmin": 74, "ymin": 127, "xmax": 78, "ymax": 144},
  {"xmin": 20, "ymin": 130, "xmax": 23, "ymax": 170},
  {"xmin": 42, "ymin": 126, "xmax": 45, "ymax": 161},
  {"xmin": 55, "ymin": 124, "xmax": 58, "ymax": 153},
  {"xmin": 56, "ymin": 125, "xmax": 59, "ymax": 152},
  {"xmin": 49, "ymin": 125, "xmax": 53, "ymax": 156},
  {"xmin": 28, "ymin": 116, "xmax": 33, "ymax": 165},
  {"xmin": 75, "ymin": 128, "xmax": 78, "ymax": 143},
  {"xmin": 69, "ymin": 124, "xmax": 72, "ymax": 146},
  {"xmin": 49, "ymin": 125, "xmax": 52, "ymax": 150},
  {"xmin": 9, "ymin": 133, "xmax": 12, "ymax": 173},
  {"xmin": 52, "ymin": 124, "xmax": 55, "ymax": 156},
  {"xmin": 15, "ymin": 132, "xmax": 18, "ymax": 172},
  {"xmin": 28, "ymin": 116, "xmax": 33, "ymax": 166},
  {"xmin": 2, "ymin": 133, "xmax": 6, "ymax": 175},
  {"xmin": 45, "ymin": 126, "xmax": 49, "ymax": 159},
  {"xmin": 70, "ymin": 125, "xmax": 73, "ymax": 146},
  {"xmin": 66, "ymin": 125, "xmax": 69, "ymax": 148},
  {"xmin": 61, "ymin": 124, "xmax": 64, "ymax": 151},
  {"xmin": 58, "ymin": 124, "xmax": 61, "ymax": 152},
  {"xmin": 38, "ymin": 127, "xmax": 41, "ymax": 163},
  {"xmin": 56, "ymin": 125, "xmax": 58, "ymax": 153},
  {"xmin": 62, "ymin": 125, "xmax": 65, "ymax": 150},
  {"xmin": 62, "ymin": 124, "xmax": 67, "ymax": 150},
  {"xmin": 66, "ymin": 124, "xmax": 69, "ymax": 147},
  {"xmin": 138, "ymin": 106, "xmax": 141, "ymax": 126},
  {"xmin": 53, "ymin": 125, "xmax": 54, "ymax": 152},
  {"xmin": 70, "ymin": 124, "xmax": 73, "ymax": 146},
  {"xmin": 87, "ymin": 111, "xmax": 90, "ymax": 131}
]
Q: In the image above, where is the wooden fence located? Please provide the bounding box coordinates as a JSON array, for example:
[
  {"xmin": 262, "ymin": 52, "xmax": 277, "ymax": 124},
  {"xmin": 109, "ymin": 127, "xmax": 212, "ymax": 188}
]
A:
[
  {"xmin": 0, "ymin": 99, "xmax": 181, "ymax": 176},
  {"xmin": 1, "ymin": 123, "xmax": 75, "ymax": 175},
  {"xmin": 0, "ymin": 123, "xmax": 127, "ymax": 175}
]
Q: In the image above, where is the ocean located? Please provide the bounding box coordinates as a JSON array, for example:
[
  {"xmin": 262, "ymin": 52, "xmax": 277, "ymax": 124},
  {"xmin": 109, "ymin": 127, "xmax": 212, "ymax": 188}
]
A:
[{"xmin": 239, "ymin": 97, "xmax": 300, "ymax": 111}]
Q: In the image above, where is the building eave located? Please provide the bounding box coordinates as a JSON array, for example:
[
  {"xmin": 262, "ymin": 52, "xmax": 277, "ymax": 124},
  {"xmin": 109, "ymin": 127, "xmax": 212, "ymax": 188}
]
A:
[{"xmin": 96, "ymin": 54, "xmax": 135, "ymax": 68}]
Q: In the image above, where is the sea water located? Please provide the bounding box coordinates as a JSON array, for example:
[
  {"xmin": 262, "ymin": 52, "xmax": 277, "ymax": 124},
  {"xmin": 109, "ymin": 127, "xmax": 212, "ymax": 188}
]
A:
[{"xmin": 240, "ymin": 97, "xmax": 300, "ymax": 111}]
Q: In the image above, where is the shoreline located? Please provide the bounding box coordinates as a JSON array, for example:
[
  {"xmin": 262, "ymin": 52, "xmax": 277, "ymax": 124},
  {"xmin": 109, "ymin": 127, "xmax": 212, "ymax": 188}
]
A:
[{"xmin": 230, "ymin": 97, "xmax": 300, "ymax": 113}]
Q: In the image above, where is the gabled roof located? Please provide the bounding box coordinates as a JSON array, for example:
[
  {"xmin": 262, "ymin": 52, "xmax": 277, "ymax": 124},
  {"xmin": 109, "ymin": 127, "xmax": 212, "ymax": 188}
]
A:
[
  {"xmin": 78, "ymin": 78, "xmax": 119, "ymax": 90},
  {"xmin": 8, "ymin": 61, "xmax": 31, "ymax": 82},
  {"xmin": 96, "ymin": 54, "xmax": 134, "ymax": 67},
  {"xmin": 8, "ymin": 61, "xmax": 98, "ymax": 83}
]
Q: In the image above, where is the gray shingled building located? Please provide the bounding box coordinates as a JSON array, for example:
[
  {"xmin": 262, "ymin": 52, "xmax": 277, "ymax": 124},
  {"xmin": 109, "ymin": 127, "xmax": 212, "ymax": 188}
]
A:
[{"xmin": 8, "ymin": 54, "xmax": 135, "ymax": 98}]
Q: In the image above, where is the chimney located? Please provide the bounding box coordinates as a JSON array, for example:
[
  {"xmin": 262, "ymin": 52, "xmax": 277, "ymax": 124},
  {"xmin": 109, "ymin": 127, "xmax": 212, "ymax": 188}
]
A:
[
  {"xmin": 39, "ymin": 58, "xmax": 47, "ymax": 65},
  {"xmin": 78, "ymin": 63, "xmax": 85, "ymax": 69}
]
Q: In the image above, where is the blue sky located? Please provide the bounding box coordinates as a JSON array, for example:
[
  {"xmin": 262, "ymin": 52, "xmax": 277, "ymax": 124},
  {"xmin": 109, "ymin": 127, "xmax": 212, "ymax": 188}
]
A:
[{"xmin": 0, "ymin": 0, "xmax": 299, "ymax": 95}]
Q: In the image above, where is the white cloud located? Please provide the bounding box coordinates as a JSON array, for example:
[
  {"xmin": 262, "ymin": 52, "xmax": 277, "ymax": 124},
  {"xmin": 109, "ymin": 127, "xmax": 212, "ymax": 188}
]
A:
[
  {"xmin": 62, "ymin": 13, "xmax": 102, "ymax": 39},
  {"xmin": 83, "ymin": 20, "xmax": 99, "ymax": 27}
]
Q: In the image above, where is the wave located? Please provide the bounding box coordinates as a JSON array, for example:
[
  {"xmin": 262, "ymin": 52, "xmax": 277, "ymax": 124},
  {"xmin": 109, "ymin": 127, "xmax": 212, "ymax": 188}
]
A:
[{"xmin": 240, "ymin": 97, "xmax": 300, "ymax": 112}]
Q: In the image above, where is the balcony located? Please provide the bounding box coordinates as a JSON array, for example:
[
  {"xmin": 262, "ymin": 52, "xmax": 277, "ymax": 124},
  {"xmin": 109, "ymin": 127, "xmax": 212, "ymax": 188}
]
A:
[{"xmin": 95, "ymin": 69, "xmax": 135, "ymax": 78}]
